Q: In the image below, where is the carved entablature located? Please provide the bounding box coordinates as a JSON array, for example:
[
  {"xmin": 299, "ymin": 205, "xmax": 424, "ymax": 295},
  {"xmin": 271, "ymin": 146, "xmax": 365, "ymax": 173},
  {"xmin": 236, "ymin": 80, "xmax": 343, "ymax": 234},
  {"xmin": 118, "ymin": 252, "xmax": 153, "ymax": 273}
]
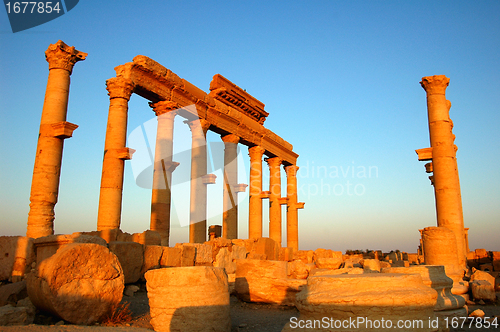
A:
[{"xmin": 209, "ymin": 74, "xmax": 269, "ymax": 125}]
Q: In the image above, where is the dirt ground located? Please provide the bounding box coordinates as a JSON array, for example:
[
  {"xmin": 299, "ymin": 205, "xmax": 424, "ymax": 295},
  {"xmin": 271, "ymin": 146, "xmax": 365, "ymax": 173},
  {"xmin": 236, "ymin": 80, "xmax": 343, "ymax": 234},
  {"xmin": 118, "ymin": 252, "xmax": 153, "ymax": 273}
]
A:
[{"xmin": 1, "ymin": 286, "xmax": 499, "ymax": 332}]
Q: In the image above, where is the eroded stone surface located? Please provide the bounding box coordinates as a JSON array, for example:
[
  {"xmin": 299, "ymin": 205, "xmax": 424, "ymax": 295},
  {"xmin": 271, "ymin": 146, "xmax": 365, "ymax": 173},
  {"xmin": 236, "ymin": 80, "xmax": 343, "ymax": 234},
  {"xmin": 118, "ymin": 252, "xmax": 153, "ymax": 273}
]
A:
[
  {"xmin": 26, "ymin": 243, "xmax": 124, "ymax": 325},
  {"xmin": 109, "ymin": 241, "xmax": 144, "ymax": 284},
  {"xmin": 145, "ymin": 266, "xmax": 230, "ymax": 332}
]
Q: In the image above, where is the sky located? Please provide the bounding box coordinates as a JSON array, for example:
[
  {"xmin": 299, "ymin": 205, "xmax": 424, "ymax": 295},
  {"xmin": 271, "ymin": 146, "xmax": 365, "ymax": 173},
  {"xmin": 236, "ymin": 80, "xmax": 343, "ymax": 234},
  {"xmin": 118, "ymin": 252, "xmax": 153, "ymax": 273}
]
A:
[{"xmin": 1, "ymin": 1, "xmax": 499, "ymax": 253}]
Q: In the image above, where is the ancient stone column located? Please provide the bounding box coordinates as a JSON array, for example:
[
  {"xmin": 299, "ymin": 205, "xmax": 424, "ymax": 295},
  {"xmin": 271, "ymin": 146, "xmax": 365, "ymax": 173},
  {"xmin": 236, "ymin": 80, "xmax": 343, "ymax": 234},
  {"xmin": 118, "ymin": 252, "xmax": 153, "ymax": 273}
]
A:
[
  {"xmin": 27, "ymin": 41, "xmax": 87, "ymax": 238},
  {"xmin": 187, "ymin": 119, "xmax": 210, "ymax": 243},
  {"xmin": 221, "ymin": 134, "xmax": 240, "ymax": 239},
  {"xmin": 266, "ymin": 157, "xmax": 283, "ymax": 246},
  {"xmin": 97, "ymin": 77, "xmax": 135, "ymax": 239},
  {"xmin": 285, "ymin": 165, "xmax": 304, "ymax": 251},
  {"xmin": 150, "ymin": 101, "xmax": 179, "ymax": 246},
  {"xmin": 421, "ymin": 75, "xmax": 467, "ymax": 269},
  {"xmin": 248, "ymin": 146, "xmax": 265, "ymax": 239}
]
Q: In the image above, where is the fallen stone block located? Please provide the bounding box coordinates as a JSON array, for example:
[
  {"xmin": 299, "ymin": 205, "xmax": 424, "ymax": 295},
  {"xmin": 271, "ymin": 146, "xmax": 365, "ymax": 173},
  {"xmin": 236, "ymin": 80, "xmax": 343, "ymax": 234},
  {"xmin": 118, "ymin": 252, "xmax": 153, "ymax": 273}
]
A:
[
  {"xmin": 109, "ymin": 241, "xmax": 144, "ymax": 284},
  {"xmin": 141, "ymin": 245, "xmax": 163, "ymax": 277},
  {"xmin": 314, "ymin": 257, "xmax": 342, "ymax": 269},
  {"xmin": 250, "ymin": 237, "xmax": 279, "ymax": 260},
  {"xmin": 26, "ymin": 243, "xmax": 124, "ymax": 325},
  {"xmin": 362, "ymin": 259, "xmax": 381, "ymax": 272},
  {"xmin": 160, "ymin": 247, "xmax": 182, "ymax": 267},
  {"xmin": 0, "ymin": 280, "xmax": 27, "ymax": 307},
  {"xmin": 146, "ymin": 266, "xmax": 230, "ymax": 332},
  {"xmin": 132, "ymin": 230, "xmax": 162, "ymax": 246},
  {"xmin": 0, "ymin": 304, "xmax": 34, "ymax": 326},
  {"xmin": 470, "ymin": 280, "xmax": 496, "ymax": 302}
]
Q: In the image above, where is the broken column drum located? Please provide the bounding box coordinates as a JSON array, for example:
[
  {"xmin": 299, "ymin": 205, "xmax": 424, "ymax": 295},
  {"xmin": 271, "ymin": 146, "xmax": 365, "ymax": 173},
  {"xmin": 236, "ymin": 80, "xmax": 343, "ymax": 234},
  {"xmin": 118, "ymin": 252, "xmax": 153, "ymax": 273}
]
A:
[{"xmin": 27, "ymin": 41, "xmax": 86, "ymax": 238}]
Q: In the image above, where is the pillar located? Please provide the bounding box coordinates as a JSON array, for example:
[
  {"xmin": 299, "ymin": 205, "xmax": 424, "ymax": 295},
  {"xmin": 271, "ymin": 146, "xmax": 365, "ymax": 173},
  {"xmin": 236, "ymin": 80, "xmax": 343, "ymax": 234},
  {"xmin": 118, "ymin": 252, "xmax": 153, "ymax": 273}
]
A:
[
  {"xmin": 421, "ymin": 75, "xmax": 466, "ymax": 269},
  {"xmin": 285, "ymin": 165, "xmax": 304, "ymax": 251},
  {"xmin": 186, "ymin": 119, "xmax": 210, "ymax": 243},
  {"xmin": 266, "ymin": 157, "xmax": 283, "ymax": 246},
  {"xmin": 150, "ymin": 101, "xmax": 179, "ymax": 246},
  {"xmin": 221, "ymin": 134, "xmax": 240, "ymax": 239},
  {"xmin": 248, "ymin": 146, "xmax": 265, "ymax": 239},
  {"xmin": 96, "ymin": 77, "xmax": 135, "ymax": 236},
  {"xmin": 27, "ymin": 41, "xmax": 87, "ymax": 238}
]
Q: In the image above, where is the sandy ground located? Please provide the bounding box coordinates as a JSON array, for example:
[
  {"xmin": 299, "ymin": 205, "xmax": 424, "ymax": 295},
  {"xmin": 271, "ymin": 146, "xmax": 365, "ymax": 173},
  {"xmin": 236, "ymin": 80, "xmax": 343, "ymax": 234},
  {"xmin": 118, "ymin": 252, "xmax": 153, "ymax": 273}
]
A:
[{"xmin": 1, "ymin": 287, "xmax": 499, "ymax": 332}]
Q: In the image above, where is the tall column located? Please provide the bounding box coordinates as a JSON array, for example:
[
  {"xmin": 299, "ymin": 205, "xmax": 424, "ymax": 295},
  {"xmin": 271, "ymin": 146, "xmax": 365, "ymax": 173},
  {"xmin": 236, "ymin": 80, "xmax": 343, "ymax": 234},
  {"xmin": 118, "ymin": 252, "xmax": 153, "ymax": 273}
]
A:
[
  {"xmin": 421, "ymin": 75, "xmax": 466, "ymax": 269},
  {"xmin": 187, "ymin": 119, "xmax": 210, "ymax": 243},
  {"xmin": 27, "ymin": 41, "xmax": 87, "ymax": 238},
  {"xmin": 97, "ymin": 77, "xmax": 135, "ymax": 236},
  {"xmin": 222, "ymin": 134, "xmax": 240, "ymax": 239},
  {"xmin": 248, "ymin": 146, "xmax": 265, "ymax": 239},
  {"xmin": 266, "ymin": 157, "xmax": 283, "ymax": 246},
  {"xmin": 150, "ymin": 101, "xmax": 179, "ymax": 246},
  {"xmin": 285, "ymin": 165, "xmax": 304, "ymax": 251}
]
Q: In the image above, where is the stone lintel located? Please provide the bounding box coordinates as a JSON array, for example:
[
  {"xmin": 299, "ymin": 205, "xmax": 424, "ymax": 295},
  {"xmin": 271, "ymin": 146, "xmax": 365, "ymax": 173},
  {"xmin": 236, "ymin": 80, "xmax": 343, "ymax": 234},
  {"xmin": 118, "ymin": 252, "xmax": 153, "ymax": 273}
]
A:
[
  {"xmin": 46, "ymin": 121, "xmax": 78, "ymax": 138},
  {"xmin": 45, "ymin": 40, "xmax": 87, "ymax": 74},
  {"xmin": 202, "ymin": 174, "xmax": 217, "ymax": 184},
  {"xmin": 234, "ymin": 184, "xmax": 248, "ymax": 193},
  {"xmin": 260, "ymin": 191, "xmax": 270, "ymax": 199},
  {"xmin": 279, "ymin": 197, "xmax": 289, "ymax": 205},
  {"xmin": 209, "ymin": 74, "xmax": 268, "ymax": 124},
  {"xmin": 415, "ymin": 147, "xmax": 433, "ymax": 161}
]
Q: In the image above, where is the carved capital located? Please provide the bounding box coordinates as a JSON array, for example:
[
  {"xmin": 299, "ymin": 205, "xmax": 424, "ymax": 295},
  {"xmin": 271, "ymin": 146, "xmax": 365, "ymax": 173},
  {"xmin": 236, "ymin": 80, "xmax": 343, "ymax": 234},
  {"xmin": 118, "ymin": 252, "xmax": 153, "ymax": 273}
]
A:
[
  {"xmin": 221, "ymin": 134, "xmax": 240, "ymax": 144},
  {"xmin": 45, "ymin": 40, "xmax": 87, "ymax": 74},
  {"xmin": 266, "ymin": 157, "xmax": 283, "ymax": 168},
  {"xmin": 186, "ymin": 118, "xmax": 210, "ymax": 135},
  {"xmin": 420, "ymin": 75, "xmax": 450, "ymax": 95},
  {"xmin": 106, "ymin": 77, "xmax": 134, "ymax": 100},
  {"xmin": 248, "ymin": 146, "xmax": 265, "ymax": 160},
  {"xmin": 150, "ymin": 100, "xmax": 180, "ymax": 116}
]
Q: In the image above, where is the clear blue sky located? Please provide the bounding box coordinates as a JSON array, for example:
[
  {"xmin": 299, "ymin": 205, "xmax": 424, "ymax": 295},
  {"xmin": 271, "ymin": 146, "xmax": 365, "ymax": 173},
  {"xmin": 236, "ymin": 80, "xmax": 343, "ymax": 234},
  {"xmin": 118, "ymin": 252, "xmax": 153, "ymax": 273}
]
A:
[{"xmin": 1, "ymin": 1, "xmax": 499, "ymax": 252}]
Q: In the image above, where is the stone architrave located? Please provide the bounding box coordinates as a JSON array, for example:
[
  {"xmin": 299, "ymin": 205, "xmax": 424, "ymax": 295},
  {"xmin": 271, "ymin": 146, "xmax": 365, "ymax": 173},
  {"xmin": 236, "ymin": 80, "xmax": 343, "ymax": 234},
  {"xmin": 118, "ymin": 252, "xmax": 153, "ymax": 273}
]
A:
[
  {"xmin": 150, "ymin": 101, "xmax": 179, "ymax": 246},
  {"xmin": 97, "ymin": 77, "xmax": 135, "ymax": 241},
  {"xmin": 26, "ymin": 243, "xmax": 124, "ymax": 325},
  {"xmin": 186, "ymin": 119, "xmax": 211, "ymax": 243},
  {"xmin": 221, "ymin": 134, "xmax": 240, "ymax": 239},
  {"xmin": 266, "ymin": 157, "xmax": 283, "ymax": 246},
  {"xmin": 248, "ymin": 146, "xmax": 266, "ymax": 239},
  {"xmin": 27, "ymin": 41, "xmax": 86, "ymax": 238},
  {"xmin": 145, "ymin": 267, "xmax": 230, "ymax": 332},
  {"xmin": 419, "ymin": 75, "xmax": 467, "ymax": 269},
  {"xmin": 282, "ymin": 274, "xmax": 439, "ymax": 332},
  {"xmin": 284, "ymin": 165, "xmax": 304, "ymax": 251}
]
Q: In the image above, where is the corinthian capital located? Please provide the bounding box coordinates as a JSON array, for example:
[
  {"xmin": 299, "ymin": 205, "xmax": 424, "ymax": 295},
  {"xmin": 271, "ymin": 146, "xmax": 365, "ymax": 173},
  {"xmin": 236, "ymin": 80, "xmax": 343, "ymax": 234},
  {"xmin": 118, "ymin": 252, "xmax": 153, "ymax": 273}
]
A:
[
  {"xmin": 186, "ymin": 118, "xmax": 210, "ymax": 136},
  {"xmin": 149, "ymin": 100, "xmax": 180, "ymax": 116},
  {"xmin": 45, "ymin": 40, "xmax": 87, "ymax": 74},
  {"xmin": 106, "ymin": 77, "xmax": 134, "ymax": 100},
  {"xmin": 420, "ymin": 75, "xmax": 450, "ymax": 95},
  {"xmin": 266, "ymin": 157, "xmax": 283, "ymax": 168},
  {"xmin": 248, "ymin": 146, "xmax": 265, "ymax": 160}
]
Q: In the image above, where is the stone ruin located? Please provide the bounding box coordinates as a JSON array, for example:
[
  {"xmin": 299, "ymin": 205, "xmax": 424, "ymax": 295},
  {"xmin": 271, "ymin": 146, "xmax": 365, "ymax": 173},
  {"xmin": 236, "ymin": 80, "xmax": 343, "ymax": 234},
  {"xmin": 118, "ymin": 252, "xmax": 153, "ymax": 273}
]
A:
[{"xmin": 1, "ymin": 41, "xmax": 499, "ymax": 330}]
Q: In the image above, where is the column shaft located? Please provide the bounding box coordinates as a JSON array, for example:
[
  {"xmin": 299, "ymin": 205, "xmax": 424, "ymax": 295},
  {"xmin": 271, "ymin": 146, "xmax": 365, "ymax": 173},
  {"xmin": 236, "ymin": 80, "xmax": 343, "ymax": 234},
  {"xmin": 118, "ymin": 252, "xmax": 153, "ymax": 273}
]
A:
[
  {"xmin": 285, "ymin": 165, "xmax": 299, "ymax": 251},
  {"xmin": 222, "ymin": 134, "xmax": 240, "ymax": 239},
  {"xmin": 97, "ymin": 77, "xmax": 134, "ymax": 233},
  {"xmin": 248, "ymin": 146, "xmax": 265, "ymax": 239},
  {"xmin": 150, "ymin": 101, "xmax": 178, "ymax": 246},
  {"xmin": 27, "ymin": 41, "xmax": 86, "ymax": 238},
  {"xmin": 267, "ymin": 157, "xmax": 283, "ymax": 246},
  {"xmin": 187, "ymin": 119, "xmax": 210, "ymax": 243},
  {"xmin": 421, "ymin": 75, "xmax": 466, "ymax": 269}
]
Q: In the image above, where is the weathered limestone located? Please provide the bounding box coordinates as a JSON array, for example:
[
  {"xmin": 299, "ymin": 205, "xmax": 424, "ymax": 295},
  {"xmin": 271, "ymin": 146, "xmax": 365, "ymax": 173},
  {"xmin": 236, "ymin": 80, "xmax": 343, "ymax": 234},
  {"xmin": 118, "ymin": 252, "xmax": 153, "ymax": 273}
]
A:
[
  {"xmin": 26, "ymin": 243, "xmax": 124, "ymax": 325},
  {"xmin": 284, "ymin": 165, "xmax": 304, "ymax": 251},
  {"xmin": 381, "ymin": 265, "xmax": 466, "ymax": 312},
  {"xmin": 235, "ymin": 259, "xmax": 306, "ymax": 306},
  {"xmin": 145, "ymin": 267, "xmax": 230, "ymax": 332},
  {"xmin": 27, "ymin": 41, "xmax": 86, "ymax": 238},
  {"xmin": 222, "ymin": 134, "xmax": 240, "ymax": 239},
  {"xmin": 0, "ymin": 236, "xmax": 35, "ymax": 282},
  {"xmin": 108, "ymin": 241, "xmax": 144, "ymax": 284},
  {"xmin": 283, "ymin": 274, "xmax": 439, "ymax": 332},
  {"xmin": 417, "ymin": 75, "xmax": 467, "ymax": 269},
  {"xmin": 97, "ymin": 76, "xmax": 135, "ymax": 237},
  {"xmin": 150, "ymin": 101, "xmax": 179, "ymax": 246},
  {"xmin": 363, "ymin": 259, "xmax": 381, "ymax": 273},
  {"xmin": 266, "ymin": 157, "xmax": 283, "ymax": 246},
  {"xmin": 187, "ymin": 119, "xmax": 211, "ymax": 243},
  {"xmin": 422, "ymin": 226, "xmax": 467, "ymax": 295},
  {"xmin": 470, "ymin": 269, "xmax": 496, "ymax": 302},
  {"xmin": 248, "ymin": 146, "xmax": 266, "ymax": 239}
]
